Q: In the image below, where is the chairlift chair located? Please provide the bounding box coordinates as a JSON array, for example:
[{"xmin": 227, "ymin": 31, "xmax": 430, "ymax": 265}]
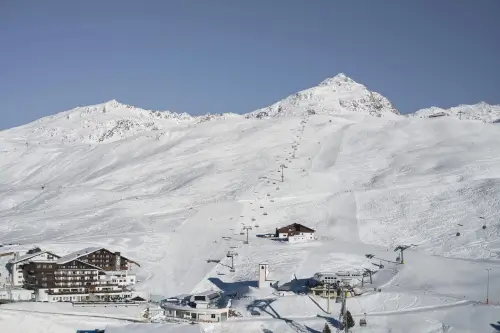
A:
[
  {"xmin": 254, "ymin": 224, "xmax": 259, "ymax": 228},
  {"xmin": 263, "ymin": 212, "xmax": 268, "ymax": 216},
  {"xmin": 240, "ymin": 231, "xmax": 245, "ymax": 235}
]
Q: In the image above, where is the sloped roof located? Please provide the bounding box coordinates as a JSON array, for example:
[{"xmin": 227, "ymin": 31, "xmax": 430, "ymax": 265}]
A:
[
  {"xmin": 9, "ymin": 250, "xmax": 59, "ymax": 264},
  {"xmin": 59, "ymin": 258, "xmax": 104, "ymax": 271},
  {"xmin": 277, "ymin": 223, "xmax": 315, "ymax": 233},
  {"xmin": 193, "ymin": 290, "xmax": 220, "ymax": 297},
  {"xmin": 56, "ymin": 247, "xmax": 135, "ymax": 265},
  {"xmin": 56, "ymin": 247, "xmax": 101, "ymax": 264}
]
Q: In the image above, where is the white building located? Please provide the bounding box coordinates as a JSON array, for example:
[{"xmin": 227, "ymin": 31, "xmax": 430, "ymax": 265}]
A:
[
  {"xmin": 313, "ymin": 270, "xmax": 365, "ymax": 286},
  {"xmin": 258, "ymin": 263, "xmax": 270, "ymax": 288},
  {"xmin": 7, "ymin": 249, "xmax": 59, "ymax": 287},
  {"xmin": 35, "ymin": 287, "xmax": 132, "ymax": 302},
  {"xmin": 0, "ymin": 287, "xmax": 33, "ymax": 301},
  {"xmin": 275, "ymin": 223, "xmax": 315, "ymax": 242},
  {"xmin": 100, "ymin": 271, "xmax": 136, "ymax": 287},
  {"xmin": 161, "ymin": 291, "xmax": 229, "ymax": 322}
]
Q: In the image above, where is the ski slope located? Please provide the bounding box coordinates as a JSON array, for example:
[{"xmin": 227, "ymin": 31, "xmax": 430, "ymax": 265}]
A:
[{"xmin": 1, "ymin": 76, "xmax": 500, "ymax": 332}]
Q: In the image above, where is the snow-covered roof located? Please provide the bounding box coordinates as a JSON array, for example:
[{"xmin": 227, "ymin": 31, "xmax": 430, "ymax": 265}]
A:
[
  {"xmin": 192, "ymin": 290, "xmax": 220, "ymax": 297},
  {"xmin": 56, "ymin": 247, "xmax": 101, "ymax": 264},
  {"xmin": 104, "ymin": 323, "xmax": 201, "ymax": 333},
  {"xmin": 9, "ymin": 250, "xmax": 58, "ymax": 264}
]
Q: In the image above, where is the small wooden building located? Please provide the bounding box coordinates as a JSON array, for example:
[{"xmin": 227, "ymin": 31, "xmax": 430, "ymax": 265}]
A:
[{"xmin": 275, "ymin": 223, "xmax": 315, "ymax": 242}]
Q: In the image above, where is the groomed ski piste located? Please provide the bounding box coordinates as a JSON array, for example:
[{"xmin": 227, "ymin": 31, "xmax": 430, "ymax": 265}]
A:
[{"xmin": 1, "ymin": 75, "xmax": 500, "ymax": 332}]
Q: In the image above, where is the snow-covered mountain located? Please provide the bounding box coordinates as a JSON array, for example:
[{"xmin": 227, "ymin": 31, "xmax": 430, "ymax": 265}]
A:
[
  {"xmin": 3, "ymin": 99, "xmax": 192, "ymax": 144},
  {"xmin": 1, "ymin": 74, "xmax": 403, "ymax": 145},
  {"xmin": 2, "ymin": 76, "xmax": 500, "ymax": 332},
  {"xmin": 245, "ymin": 73, "xmax": 400, "ymax": 119},
  {"xmin": 4, "ymin": 99, "xmax": 241, "ymax": 144},
  {"xmin": 411, "ymin": 101, "xmax": 500, "ymax": 123}
]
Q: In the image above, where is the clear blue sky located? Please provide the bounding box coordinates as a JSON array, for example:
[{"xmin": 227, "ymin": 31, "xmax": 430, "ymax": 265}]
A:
[{"xmin": 1, "ymin": 0, "xmax": 499, "ymax": 129}]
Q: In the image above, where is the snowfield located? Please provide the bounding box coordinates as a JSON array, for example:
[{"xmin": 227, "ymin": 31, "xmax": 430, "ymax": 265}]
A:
[{"xmin": 1, "ymin": 75, "xmax": 500, "ymax": 332}]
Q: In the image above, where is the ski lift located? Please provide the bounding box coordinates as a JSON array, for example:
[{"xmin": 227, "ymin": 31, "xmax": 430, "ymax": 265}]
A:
[
  {"xmin": 260, "ymin": 206, "xmax": 264, "ymax": 208},
  {"xmin": 251, "ymin": 218, "xmax": 256, "ymax": 221},
  {"xmin": 254, "ymin": 224, "xmax": 259, "ymax": 228},
  {"xmin": 263, "ymin": 212, "xmax": 268, "ymax": 216},
  {"xmin": 240, "ymin": 231, "xmax": 245, "ymax": 235}
]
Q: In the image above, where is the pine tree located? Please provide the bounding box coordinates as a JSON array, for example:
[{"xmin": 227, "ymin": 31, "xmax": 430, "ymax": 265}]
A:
[
  {"xmin": 322, "ymin": 323, "xmax": 331, "ymax": 333},
  {"xmin": 346, "ymin": 310, "xmax": 355, "ymax": 329}
]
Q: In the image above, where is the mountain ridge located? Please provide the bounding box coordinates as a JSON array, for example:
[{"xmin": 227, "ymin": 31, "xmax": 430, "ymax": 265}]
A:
[
  {"xmin": 2, "ymin": 74, "xmax": 499, "ymax": 145},
  {"xmin": 411, "ymin": 101, "xmax": 500, "ymax": 122}
]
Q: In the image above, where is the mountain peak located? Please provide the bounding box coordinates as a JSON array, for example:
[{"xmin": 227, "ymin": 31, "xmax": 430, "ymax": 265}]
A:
[
  {"xmin": 104, "ymin": 99, "xmax": 122, "ymax": 108},
  {"xmin": 245, "ymin": 73, "xmax": 400, "ymax": 119},
  {"xmin": 318, "ymin": 73, "xmax": 355, "ymax": 86}
]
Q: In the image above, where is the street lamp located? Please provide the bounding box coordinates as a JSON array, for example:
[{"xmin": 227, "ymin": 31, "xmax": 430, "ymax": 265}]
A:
[{"xmin": 486, "ymin": 268, "xmax": 491, "ymax": 304}]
